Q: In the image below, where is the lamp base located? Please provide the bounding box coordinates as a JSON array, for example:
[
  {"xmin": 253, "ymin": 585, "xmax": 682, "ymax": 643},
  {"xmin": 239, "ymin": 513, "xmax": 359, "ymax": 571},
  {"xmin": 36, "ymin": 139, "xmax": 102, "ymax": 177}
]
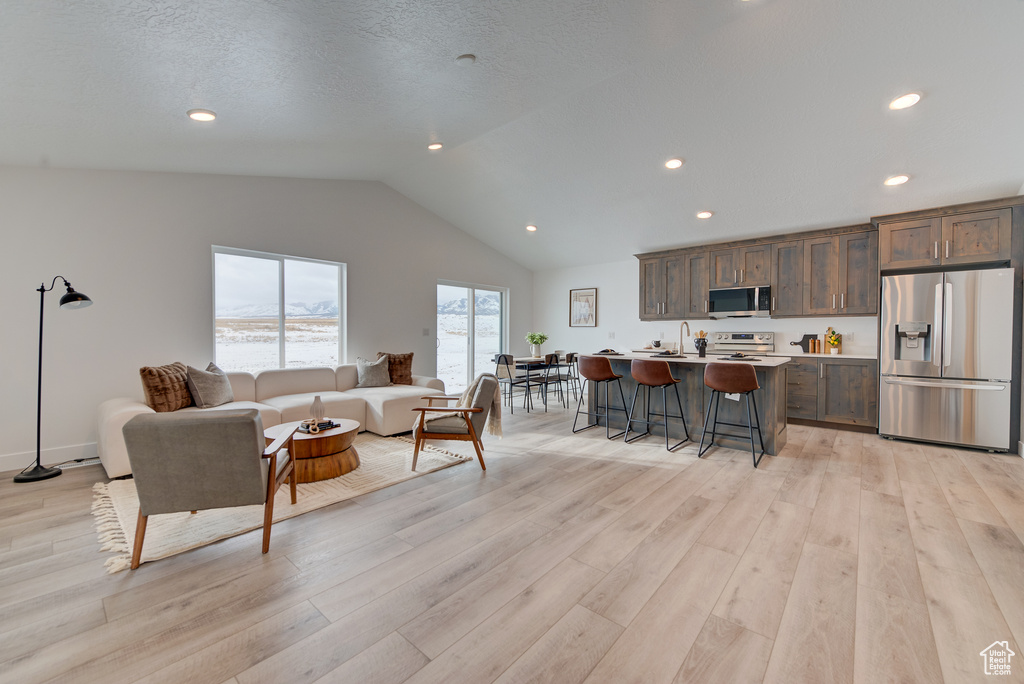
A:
[{"xmin": 14, "ymin": 464, "xmax": 63, "ymax": 483}]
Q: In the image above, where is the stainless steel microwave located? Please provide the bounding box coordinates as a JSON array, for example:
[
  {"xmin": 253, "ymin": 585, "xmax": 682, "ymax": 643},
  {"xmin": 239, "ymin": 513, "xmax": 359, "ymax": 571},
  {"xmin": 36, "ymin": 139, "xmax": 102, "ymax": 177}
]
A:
[{"xmin": 707, "ymin": 286, "xmax": 771, "ymax": 319}]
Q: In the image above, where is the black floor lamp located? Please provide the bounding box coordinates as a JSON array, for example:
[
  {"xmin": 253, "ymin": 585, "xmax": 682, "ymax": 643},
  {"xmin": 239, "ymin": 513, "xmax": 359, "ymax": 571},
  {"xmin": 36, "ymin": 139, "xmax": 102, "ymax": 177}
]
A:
[{"xmin": 14, "ymin": 276, "xmax": 93, "ymax": 483}]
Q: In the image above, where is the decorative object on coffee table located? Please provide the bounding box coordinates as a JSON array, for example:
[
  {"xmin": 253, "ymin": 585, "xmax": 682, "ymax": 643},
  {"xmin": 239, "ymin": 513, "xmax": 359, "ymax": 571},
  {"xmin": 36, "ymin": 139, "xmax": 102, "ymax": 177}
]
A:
[
  {"xmin": 15, "ymin": 276, "xmax": 93, "ymax": 483},
  {"xmin": 569, "ymin": 288, "xmax": 597, "ymax": 327},
  {"xmin": 266, "ymin": 418, "xmax": 360, "ymax": 483},
  {"xmin": 310, "ymin": 395, "xmax": 325, "ymax": 422}
]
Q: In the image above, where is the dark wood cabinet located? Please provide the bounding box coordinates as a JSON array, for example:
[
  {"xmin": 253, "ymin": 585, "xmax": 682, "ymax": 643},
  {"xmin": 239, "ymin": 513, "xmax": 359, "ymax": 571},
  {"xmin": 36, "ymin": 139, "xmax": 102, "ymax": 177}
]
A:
[
  {"xmin": 940, "ymin": 208, "xmax": 1012, "ymax": 265},
  {"xmin": 803, "ymin": 236, "xmax": 837, "ymax": 315},
  {"xmin": 786, "ymin": 357, "xmax": 878, "ymax": 428},
  {"xmin": 639, "ymin": 224, "xmax": 876, "ymax": 320},
  {"xmin": 770, "ymin": 240, "xmax": 804, "ymax": 316},
  {"xmin": 639, "ymin": 254, "xmax": 687, "ymax": 320},
  {"xmin": 877, "ymin": 217, "xmax": 941, "ymax": 270},
  {"xmin": 802, "ymin": 232, "xmax": 877, "ymax": 316},
  {"xmin": 837, "ymin": 231, "xmax": 878, "ymax": 314},
  {"xmin": 710, "ymin": 244, "xmax": 770, "ymax": 288},
  {"xmin": 684, "ymin": 251, "xmax": 710, "ymax": 319},
  {"xmin": 817, "ymin": 358, "xmax": 878, "ymax": 427},
  {"xmin": 878, "ymin": 207, "xmax": 1011, "ymax": 270}
]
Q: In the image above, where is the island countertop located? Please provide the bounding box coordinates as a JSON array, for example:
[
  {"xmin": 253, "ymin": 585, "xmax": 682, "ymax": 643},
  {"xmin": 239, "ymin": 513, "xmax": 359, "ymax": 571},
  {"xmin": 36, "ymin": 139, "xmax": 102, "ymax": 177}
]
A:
[
  {"xmin": 599, "ymin": 351, "xmax": 790, "ymax": 368},
  {"xmin": 584, "ymin": 354, "xmax": 790, "ymax": 455}
]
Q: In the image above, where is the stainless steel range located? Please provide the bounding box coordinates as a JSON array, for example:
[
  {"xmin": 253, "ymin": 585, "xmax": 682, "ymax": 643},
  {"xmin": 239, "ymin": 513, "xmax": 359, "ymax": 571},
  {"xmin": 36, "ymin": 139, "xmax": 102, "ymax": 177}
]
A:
[{"xmin": 709, "ymin": 332, "xmax": 775, "ymax": 354}]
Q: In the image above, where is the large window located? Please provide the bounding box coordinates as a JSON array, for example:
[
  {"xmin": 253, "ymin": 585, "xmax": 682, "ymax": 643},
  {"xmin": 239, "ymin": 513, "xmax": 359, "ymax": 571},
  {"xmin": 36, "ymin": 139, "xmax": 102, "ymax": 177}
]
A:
[
  {"xmin": 213, "ymin": 247, "xmax": 345, "ymax": 373},
  {"xmin": 437, "ymin": 282, "xmax": 505, "ymax": 393}
]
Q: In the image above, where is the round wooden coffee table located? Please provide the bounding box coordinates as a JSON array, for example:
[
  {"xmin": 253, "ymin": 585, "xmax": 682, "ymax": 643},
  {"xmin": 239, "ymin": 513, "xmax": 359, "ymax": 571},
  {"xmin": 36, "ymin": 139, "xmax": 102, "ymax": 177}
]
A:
[{"xmin": 264, "ymin": 419, "xmax": 361, "ymax": 484}]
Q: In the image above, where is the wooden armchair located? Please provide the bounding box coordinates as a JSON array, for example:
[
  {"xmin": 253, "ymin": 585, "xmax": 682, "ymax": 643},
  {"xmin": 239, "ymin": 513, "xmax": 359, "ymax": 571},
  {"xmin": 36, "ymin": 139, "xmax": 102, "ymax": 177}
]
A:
[
  {"xmin": 411, "ymin": 374, "xmax": 499, "ymax": 471},
  {"xmin": 121, "ymin": 409, "xmax": 298, "ymax": 569}
]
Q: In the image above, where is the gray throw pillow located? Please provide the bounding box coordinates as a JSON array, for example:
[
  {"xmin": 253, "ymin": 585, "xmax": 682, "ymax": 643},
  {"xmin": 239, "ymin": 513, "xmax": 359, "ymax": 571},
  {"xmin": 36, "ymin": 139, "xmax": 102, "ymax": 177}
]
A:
[
  {"xmin": 186, "ymin": 362, "xmax": 235, "ymax": 408},
  {"xmin": 356, "ymin": 355, "xmax": 392, "ymax": 388}
]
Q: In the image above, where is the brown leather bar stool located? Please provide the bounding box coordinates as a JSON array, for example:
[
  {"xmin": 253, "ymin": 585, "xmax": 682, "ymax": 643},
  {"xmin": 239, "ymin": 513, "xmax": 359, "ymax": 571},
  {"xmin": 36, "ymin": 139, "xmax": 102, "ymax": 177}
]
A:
[
  {"xmin": 624, "ymin": 358, "xmax": 690, "ymax": 451},
  {"xmin": 573, "ymin": 355, "xmax": 630, "ymax": 439},
  {"xmin": 698, "ymin": 362, "xmax": 765, "ymax": 467}
]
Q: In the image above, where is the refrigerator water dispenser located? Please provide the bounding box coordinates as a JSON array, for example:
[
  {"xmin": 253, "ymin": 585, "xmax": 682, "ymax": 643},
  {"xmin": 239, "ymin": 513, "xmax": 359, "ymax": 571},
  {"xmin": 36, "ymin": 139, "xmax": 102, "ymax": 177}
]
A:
[{"xmin": 895, "ymin": 321, "xmax": 931, "ymax": 361}]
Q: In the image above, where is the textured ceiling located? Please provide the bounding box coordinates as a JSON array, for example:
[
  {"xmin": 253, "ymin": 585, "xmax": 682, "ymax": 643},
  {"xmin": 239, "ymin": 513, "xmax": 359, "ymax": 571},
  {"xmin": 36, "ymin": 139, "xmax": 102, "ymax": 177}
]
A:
[{"xmin": 3, "ymin": 0, "xmax": 1023, "ymax": 270}]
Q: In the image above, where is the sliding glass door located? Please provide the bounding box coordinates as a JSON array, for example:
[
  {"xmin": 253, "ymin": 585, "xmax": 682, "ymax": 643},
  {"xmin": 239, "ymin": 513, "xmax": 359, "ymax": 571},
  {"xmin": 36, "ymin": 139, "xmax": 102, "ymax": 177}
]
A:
[{"xmin": 437, "ymin": 282, "xmax": 505, "ymax": 393}]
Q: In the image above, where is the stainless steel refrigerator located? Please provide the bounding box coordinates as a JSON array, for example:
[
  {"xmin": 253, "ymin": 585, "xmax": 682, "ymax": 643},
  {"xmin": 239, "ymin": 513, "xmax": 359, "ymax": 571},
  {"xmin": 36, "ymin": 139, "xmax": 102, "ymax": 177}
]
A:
[{"xmin": 879, "ymin": 267, "xmax": 1015, "ymax": 451}]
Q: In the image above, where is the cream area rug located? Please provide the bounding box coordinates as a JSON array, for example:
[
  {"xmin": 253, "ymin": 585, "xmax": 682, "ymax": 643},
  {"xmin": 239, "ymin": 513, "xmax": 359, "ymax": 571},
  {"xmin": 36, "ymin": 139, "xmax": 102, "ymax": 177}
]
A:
[{"xmin": 92, "ymin": 434, "xmax": 470, "ymax": 573}]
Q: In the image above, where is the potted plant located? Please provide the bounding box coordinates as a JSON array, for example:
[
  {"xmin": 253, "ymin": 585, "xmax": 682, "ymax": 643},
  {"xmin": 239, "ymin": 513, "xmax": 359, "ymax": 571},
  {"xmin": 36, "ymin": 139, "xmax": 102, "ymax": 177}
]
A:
[
  {"xmin": 826, "ymin": 329, "xmax": 841, "ymax": 354},
  {"xmin": 525, "ymin": 332, "xmax": 549, "ymax": 358}
]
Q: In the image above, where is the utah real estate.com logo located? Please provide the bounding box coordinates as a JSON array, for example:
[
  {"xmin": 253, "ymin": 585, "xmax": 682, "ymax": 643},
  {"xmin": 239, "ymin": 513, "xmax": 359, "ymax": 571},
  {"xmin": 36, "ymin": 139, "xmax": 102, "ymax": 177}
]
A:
[{"xmin": 980, "ymin": 641, "xmax": 1014, "ymax": 676}]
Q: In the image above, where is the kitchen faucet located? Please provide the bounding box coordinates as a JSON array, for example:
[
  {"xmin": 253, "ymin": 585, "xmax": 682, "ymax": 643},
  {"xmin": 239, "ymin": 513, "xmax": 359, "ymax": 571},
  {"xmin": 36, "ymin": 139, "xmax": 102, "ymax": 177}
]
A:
[{"xmin": 679, "ymin": 321, "xmax": 690, "ymax": 352}]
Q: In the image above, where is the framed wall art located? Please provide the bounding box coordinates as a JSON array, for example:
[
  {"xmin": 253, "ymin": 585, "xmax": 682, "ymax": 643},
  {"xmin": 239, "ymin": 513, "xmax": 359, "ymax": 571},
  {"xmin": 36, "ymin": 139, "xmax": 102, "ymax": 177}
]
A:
[{"xmin": 569, "ymin": 287, "xmax": 597, "ymax": 327}]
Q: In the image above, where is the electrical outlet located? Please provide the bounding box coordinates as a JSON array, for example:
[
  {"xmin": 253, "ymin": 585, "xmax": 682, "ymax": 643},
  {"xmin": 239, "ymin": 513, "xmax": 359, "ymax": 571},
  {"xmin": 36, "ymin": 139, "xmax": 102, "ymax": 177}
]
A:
[
  {"xmin": 844, "ymin": 331, "xmax": 853, "ymax": 341},
  {"xmin": 659, "ymin": 331, "xmax": 664, "ymax": 338},
  {"xmin": 608, "ymin": 331, "xmax": 615, "ymax": 339}
]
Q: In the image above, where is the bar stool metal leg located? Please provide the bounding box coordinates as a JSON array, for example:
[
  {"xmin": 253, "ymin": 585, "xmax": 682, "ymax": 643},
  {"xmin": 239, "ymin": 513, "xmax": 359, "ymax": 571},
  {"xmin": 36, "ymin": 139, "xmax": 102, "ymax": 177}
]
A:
[{"xmin": 572, "ymin": 378, "xmax": 628, "ymax": 439}]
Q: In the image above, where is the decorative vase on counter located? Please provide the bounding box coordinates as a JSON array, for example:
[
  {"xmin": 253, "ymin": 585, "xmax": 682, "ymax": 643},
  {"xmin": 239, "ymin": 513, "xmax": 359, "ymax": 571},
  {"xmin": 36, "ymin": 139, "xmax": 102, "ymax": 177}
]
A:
[
  {"xmin": 693, "ymin": 338, "xmax": 708, "ymax": 358},
  {"xmin": 530, "ymin": 344, "xmax": 542, "ymax": 358},
  {"xmin": 829, "ymin": 347, "xmax": 839, "ymax": 355}
]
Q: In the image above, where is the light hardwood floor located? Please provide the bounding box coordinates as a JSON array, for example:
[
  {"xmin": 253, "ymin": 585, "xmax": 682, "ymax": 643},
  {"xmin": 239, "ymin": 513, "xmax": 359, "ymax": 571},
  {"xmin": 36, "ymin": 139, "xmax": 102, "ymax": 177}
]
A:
[{"xmin": 2, "ymin": 404, "xmax": 1023, "ymax": 683}]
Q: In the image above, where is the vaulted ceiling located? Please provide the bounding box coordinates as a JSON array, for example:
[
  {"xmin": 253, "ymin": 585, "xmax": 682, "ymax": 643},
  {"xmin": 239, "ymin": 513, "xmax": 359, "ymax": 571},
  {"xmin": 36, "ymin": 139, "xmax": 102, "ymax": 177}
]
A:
[{"xmin": 3, "ymin": 0, "xmax": 1023, "ymax": 270}]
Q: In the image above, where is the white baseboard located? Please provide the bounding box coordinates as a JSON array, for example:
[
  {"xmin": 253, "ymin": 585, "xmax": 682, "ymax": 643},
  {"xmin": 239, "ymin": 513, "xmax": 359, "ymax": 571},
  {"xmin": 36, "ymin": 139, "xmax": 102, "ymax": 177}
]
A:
[{"xmin": 1, "ymin": 442, "xmax": 98, "ymax": 476}]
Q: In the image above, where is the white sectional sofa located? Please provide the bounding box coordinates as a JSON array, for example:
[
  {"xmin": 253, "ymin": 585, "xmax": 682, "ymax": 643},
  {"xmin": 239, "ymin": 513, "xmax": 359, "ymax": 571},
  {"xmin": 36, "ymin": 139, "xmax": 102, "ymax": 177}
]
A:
[{"xmin": 97, "ymin": 364, "xmax": 444, "ymax": 478}]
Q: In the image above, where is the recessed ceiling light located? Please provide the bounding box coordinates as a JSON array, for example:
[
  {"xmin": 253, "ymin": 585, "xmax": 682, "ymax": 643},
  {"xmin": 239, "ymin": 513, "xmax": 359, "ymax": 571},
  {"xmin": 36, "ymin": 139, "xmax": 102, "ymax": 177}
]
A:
[
  {"xmin": 187, "ymin": 109, "xmax": 216, "ymax": 122},
  {"xmin": 525, "ymin": 224, "xmax": 538, "ymax": 232},
  {"xmin": 665, "ymin": 158, "xmax": 684, "ymax": 170},
  {"xmin": 884, "ymin": 174, "xmax": 910, "ymax": 186},
  {"xmin": 455, "ymin": 54, "xmax": 476, "ymax": 65},
  {"xmin": 427, "ymin": 142, "xmax": 443, "ymax": 151},
  {"xmin": 696, "ymin": 211, "xmax": 714, "ymax": 219},
  {"xmin": 888, "ymin": 93, "xmax": 921, "ymax": 110}
]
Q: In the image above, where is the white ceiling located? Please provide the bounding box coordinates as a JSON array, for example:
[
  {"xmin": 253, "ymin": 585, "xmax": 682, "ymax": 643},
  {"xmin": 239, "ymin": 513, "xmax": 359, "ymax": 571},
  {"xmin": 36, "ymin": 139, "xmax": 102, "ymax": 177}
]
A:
[{"xmin": 3, "ymin": 0, "xmax": 1023, "ymax": 271}]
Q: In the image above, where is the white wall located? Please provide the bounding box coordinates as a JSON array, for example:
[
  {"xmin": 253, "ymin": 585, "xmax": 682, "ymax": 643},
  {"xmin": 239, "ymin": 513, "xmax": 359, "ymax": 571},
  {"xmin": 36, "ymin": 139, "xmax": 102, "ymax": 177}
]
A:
[
  {"xmin": 533, "ymin": 259, "xmax": 878, "ymax": 356},
  {"xmin": 0, "ymin": 166, "xmax": 533, "ymax": 472}
]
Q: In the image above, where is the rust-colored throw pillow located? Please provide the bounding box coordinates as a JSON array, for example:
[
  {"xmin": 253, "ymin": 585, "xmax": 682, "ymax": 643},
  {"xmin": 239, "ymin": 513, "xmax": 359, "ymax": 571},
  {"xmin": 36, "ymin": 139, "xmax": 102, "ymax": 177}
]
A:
[
  {"xmin": 377, "ymin": 352, "xmax": 414, "ymax": 385},
  {"xmin": 139, "ymin": 362, "xmax": 193, "ymax": 412}
]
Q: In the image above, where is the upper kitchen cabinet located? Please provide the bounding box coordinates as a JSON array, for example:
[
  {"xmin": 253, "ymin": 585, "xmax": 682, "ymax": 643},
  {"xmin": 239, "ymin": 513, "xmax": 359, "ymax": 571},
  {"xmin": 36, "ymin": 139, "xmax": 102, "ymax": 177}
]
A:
[
  {"xmin": 877, "ymin": 217, "xmax": 941, "ymax": 270},
  {"xmin": 803, "ymin": 236, "xmax": 837, "ymax": 315},
  {"xmin": 875, "ymin": 199, "xmax": 1017, "ymax": 270},
  {"xmin": 940, "ymin": 208, "xmax": 1012, "ymax": 265},
  {"xmin": 639, "ymin": 253, "xmax": 686, "ymax": 320},
  {"xmin": 710, "ymin": 244, "xmax": 770, "ymax": 288},
  {"xmin": 837, "ymin": 231, "xmax": 878, "ymax": 314},
  {"xmin": 684, "ymin": 251, "xmax": 710, "ymax": 319},
  {"xmin": 804, "ymin": 231, "xmax": 878, "ymax": 316},
  {"xmin": 770, "ymin": 240, "xmax": 804, "ymax": 316}
]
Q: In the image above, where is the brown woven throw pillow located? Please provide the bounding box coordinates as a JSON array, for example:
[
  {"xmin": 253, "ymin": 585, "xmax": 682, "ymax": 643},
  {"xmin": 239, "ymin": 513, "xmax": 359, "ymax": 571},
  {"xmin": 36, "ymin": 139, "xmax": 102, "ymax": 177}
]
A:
[
  {"xmin": 140, "ymin": 362, "xmax": 193, "ymax": 412},
  {"xmin": 377, "ymin": 352, "xmax": 414, "ymax": 385}
]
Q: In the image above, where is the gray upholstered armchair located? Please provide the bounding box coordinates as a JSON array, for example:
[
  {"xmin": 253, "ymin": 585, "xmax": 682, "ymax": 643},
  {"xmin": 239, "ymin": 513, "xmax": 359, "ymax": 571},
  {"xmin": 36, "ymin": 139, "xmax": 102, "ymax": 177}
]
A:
[
  {"xmin": 411, "ymin": 374, "xmax": 499, "ymax": 471},
  {"xmin": 121, "ymin": 409, "xmax": 297, "ymax": 569}
]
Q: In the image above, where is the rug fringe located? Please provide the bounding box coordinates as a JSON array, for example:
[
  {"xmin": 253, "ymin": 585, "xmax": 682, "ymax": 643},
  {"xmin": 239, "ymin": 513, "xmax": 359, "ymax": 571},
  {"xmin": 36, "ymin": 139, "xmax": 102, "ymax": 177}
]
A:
[{"xmin": 92, "ymin": 482, "xmax": 131, "ymax": 569}]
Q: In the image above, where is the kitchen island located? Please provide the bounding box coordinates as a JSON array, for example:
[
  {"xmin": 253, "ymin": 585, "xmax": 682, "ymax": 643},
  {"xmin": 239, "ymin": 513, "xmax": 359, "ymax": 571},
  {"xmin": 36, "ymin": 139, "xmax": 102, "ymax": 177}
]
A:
[{"xmin": 584, "ymin": 353, "xmax": 791, "ymax": 455}]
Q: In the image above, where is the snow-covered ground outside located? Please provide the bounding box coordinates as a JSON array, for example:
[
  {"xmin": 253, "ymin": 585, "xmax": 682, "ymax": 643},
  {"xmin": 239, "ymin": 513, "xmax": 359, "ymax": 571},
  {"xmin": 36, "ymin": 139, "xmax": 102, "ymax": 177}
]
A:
[
  {"xmin": 215, "ymin": 302, "xmax": 500, "ymax": 393},
  {"xmin": 437, "ymin": 313, "xmax": 500, "ymax": 393},
  {"xmin": 216, "ymin": 318, "xmax": 339, "ymax": 373}
]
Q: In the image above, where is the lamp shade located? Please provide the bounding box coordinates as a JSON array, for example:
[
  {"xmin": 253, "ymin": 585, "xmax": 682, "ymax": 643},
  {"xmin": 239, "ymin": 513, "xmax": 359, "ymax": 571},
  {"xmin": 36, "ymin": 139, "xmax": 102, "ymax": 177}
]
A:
[{"xmin": 59, "ymin": 287, "xmax": 92, "ymax": 309}]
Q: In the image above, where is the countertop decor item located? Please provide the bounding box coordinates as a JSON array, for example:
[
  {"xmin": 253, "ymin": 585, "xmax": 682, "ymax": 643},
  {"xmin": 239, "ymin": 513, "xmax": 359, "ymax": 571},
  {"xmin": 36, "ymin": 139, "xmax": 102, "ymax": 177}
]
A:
[
  {"xmin": 825, "ymin": 328, "xmax": 842, "ymax": 354},
  {"xmin": 525, "ymin": 332, "xmax": 549, "ymax": 358},
  {"xmin": 693, "ymin": 330, "xmax": 708, "ymax": 358},
  {"xmin": 15, "ymin": 276, "xmax": 93, "ymax": 483},
  {"xmin": 569, "ymin": 288, "xmax": 597, "ymax": 327},
  {"xmin": 791, "ymin": 334, "xmax": 817, "ymax": 354}
]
